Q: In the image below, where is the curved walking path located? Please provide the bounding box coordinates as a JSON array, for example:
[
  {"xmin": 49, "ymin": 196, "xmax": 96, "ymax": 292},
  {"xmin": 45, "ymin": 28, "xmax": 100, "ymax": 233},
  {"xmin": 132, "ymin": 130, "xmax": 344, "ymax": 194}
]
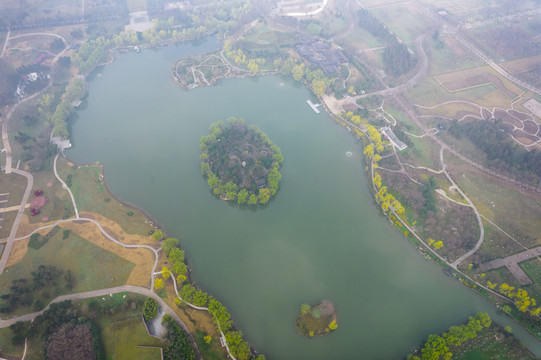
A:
[
  {"xmin": 53, "ymin": 154, "xmax": 79, "ymax": 218},
  {"xmin": 438, "ymin": 147, "xmax": 485, "ymax": 269},
  {"xmin": 332, "ymin": 32, "xmax": 430, "ymax": 109},
  {"xmin": 8, "ymin": 217, "xmax": 160, "ymax": 289},
  {"xmin": 0, "ymin": 33, "xmax": 70, "ymax": 275},
  {"xmin": 0, "ymin": 285, "xmax": 202, "ymax": 360}
]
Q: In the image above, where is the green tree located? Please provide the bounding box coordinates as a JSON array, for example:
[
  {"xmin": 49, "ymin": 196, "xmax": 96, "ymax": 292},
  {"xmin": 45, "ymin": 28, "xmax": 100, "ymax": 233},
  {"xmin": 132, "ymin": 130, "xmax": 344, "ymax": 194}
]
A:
[
  {"xmin": 247, "ymin": 194, "xmax": 258, "ymax": 205},
  {"xmin": 225, "ymin": 331, "xmax": 251, "ymax": 360},
  {"xmin": 258, "ymin": 188, "xmax": 270, "ymax": 204},
  {"xmin": 154, "ymin": 278, "xmax": 164, "ymax": 290},
  {"xmin": 142, "ymin": 297, "xmax": 158, "ymax": 321},
  {"xmin": 237, "ymin": 189, "xmax": 249, "ymax": 204},
  {"xmin": 328, "ymin": 319, "xmax": 338, "ymax": 330},
  {"xmin": 152, "ymin": 230, "xmax": 165, "ymax": 241},
  {"xmin": 301, "ymin": 304, "xmax": 310, "ymax": 315},
  {"xmin": 312, "ymin": 80, "xmax": 326, "ymax": 97},
  {"xmin": 162, "ymin": 238, "xmax": 179, "ymax": 255},
  {"xmin": 161, "ymin": 267, "xmax": 171, "ymax": 280},
  {"xmin": 292, "ymin": 63, "xmax": 305, "ymax": 81}
]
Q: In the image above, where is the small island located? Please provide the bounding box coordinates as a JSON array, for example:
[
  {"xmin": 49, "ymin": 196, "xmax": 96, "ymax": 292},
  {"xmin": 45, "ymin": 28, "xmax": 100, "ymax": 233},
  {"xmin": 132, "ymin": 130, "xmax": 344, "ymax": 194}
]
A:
[
  {"xmin": 199, "ymin": 118, "xmax": 284, "ymax": 205},
  {"xmin": 295, "ymin": 300, "xmax": 337, "ymax": 337}
]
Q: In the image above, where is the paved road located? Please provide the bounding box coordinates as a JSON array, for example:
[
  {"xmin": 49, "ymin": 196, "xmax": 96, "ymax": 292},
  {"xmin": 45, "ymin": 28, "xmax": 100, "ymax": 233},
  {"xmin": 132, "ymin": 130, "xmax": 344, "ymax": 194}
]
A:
[
  {"xmin": 438, "ymin": 147, "xmax": 485, "ymax": 269},
  {"xmin": 411, "ymin": 0, "xmax": 541, "ymax": 95},
  {"xmin": 333, "ymin": 32, "xmax": 430, "ymax": 108},
  {"xmin": 479, "ymin": 246, "xmax": 541, "ymax": 286},
  {"xmin": 0, "ymin": 169, "xmax": 33, "ymax": 275},
  {"xmin": 0, "ymin": 29, "xmax": 10, "ymax": 57},
  {"xmin": 0, "ymin": 285, "xmax": 203, "ymax": 360},
  {"xmin": 53, "ymin": 154, "xmax": 79, "ymax": 218}
]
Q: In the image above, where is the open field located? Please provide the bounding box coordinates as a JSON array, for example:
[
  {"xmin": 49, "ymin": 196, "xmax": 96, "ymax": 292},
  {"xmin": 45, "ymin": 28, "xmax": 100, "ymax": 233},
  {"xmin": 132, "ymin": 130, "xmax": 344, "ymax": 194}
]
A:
[
  {"xmin": 445, "ymin": 154, "xmax": 541, "ymax": 247},
  {"xmin": 501, "ymin": 55, "xmax": 541, "ymax": 77},
  {"xmin": 473, "ymin": 221, "xmax": 525, "ymax": 264},
  {"xmin": 520, "ymin": 259, "xmax": 541, "ymax": 300},
  {"xmin": 57, "ymin": 156, "xmax": 153, "ymax": 236},
  {"xmin": 60, "ymin": 212, "xmax": 155, "ymax": 286},
  {"xmin": 452, "ymin": 323, "xmax": 536, "ymax": 360},
  {"xmin": 0, "ymin": 230, "xmax": 134, "ymax": 315},
  {"xmin": 415, "ymin": 0, "xmax": 493, "ymax": 15},
  {"xmin": 99, "ymin": 316, "xmax": 164, "ymax": 360},
  {"xmin": 371, "ymin": 2, "xmax": 431, "ymax": 43},
  {"xmin": 428, "ymin": 35, "xmax": 485, "ymax": 76},
  {"xmin": 434, "ymin": 66, "xmax": 523, "ymax": 99},
  {"xmin": 341, "ymin": 29, "xmax": 384, "ymax": 54}
]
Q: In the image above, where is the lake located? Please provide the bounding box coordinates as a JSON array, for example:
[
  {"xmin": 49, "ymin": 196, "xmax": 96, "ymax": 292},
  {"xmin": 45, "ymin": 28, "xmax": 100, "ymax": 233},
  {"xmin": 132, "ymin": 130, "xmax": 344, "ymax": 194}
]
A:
[{"xmin": 67, "ymin": 39, "xmax": 541, "ymax": 359}]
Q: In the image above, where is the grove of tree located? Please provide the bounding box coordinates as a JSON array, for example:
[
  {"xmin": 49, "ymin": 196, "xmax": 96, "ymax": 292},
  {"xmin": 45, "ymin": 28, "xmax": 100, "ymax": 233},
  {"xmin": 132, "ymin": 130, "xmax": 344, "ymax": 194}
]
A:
[{"xmin": 200, "ymin": 118, "xmax": 283, "ymax": 205}]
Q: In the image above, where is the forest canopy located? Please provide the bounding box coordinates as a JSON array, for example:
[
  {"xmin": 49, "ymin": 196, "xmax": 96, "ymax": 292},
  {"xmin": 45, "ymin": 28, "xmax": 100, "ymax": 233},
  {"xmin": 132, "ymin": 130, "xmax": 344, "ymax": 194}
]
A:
[{"xmin": 199, "ymin": 118, "xmax": 283, "ymax": 205}]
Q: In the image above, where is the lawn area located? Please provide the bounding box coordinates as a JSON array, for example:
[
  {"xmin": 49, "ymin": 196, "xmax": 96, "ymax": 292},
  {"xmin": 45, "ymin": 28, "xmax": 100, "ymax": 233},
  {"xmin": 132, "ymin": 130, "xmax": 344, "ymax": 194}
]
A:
[
  {"xmin": 474, "ymin": 220, "xmax": 525, "ymax": 263},
  {"xmin": 0, "ymin": 230, "xmax": 134, "ymax": 315},
  {"xmin": 446, "ymin": 159, "xmax": 541, "ymax": 248},
  {"xmin": 99, "ymin": 316, "xmax": 164, "ymax": 360},
  {"xmin": 341, "ymin": 28, "xmax": 384, "ymax": 50},
  {"xmin": 453, "ymin": 324, "xmax": 535, "ymax": 360},
  {"xmin": 56, "ymin": 156, "xmax": 153, "ymax": 236},
  {"xmin": 520, "ymin": 259, "xmax": 541, "ymax": 300},
  {"xmin": 371, "ymin": 3, "xmax": 431, "ymax": 43}
]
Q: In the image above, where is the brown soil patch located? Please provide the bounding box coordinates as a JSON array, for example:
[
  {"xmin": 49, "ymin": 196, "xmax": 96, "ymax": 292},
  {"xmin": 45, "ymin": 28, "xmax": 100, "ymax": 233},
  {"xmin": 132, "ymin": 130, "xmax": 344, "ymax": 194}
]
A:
[
  {"xmin": 494, "ymin": 109, "xmax": 521, "ymax": 127},
  {"xmin": 500, "ymin": 123, "xmax": 515, "ymax": 133},
  {"xmin": 512, "ymin": 130, "xmax": 539, "ymax": 145},
  {"xmin": 5, "ymin": 238, "xmax": 29, "ymax": 267},
  {"xmin": 509, "ymin": 109, "xmax": 532, "ymax": 121},
  {"xmin": 462, "ymin": 115, "xmax": 480, "ymax": 122},
  {"xmin": 456, "ymin": 110, "xmax": 479, "ymax": 119},
  {"xmin": 523, "ymin": 121, "xmax": 539, "ymax": 135}
]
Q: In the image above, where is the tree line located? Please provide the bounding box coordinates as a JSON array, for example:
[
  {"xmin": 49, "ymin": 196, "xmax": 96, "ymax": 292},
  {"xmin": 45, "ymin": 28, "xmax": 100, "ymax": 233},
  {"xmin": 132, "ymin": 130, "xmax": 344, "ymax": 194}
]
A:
[
  {"xmin": 200, "ymin": 118, "xmax": 283, "ymax": 205},
  {"xmin": 406, "ymin": 313, "xmax": 491, "ymax": 360},
  {"xmin": 449, "ymin": 119, "xmax": 541, "ymax": 183},
  {"xmin": 357, "ymin": 9, "xmax": 416, "ymax": 77}
]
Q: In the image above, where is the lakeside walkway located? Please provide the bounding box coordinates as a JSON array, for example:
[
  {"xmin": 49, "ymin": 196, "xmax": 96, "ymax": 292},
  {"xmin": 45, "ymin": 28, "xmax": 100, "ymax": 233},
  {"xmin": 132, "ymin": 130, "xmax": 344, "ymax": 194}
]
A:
[{"xmin": 478, "ymin": 247, "xmax": 541, "ymax": 286}]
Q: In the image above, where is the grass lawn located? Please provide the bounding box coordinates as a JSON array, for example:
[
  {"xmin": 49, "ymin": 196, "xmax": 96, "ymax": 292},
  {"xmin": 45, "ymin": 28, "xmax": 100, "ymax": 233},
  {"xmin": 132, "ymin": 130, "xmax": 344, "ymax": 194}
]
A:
[
  {"xmin": 446, "ymin": 160, "xmax": 541, "ymax": 248},
  {"xmin": 452, "ymin": 324, "xmax": 535, "ymax": 360},
  {"xmin": 99, "ymin": 316, "xmax": 164, "ymax": 360},
  {"xmin": 56, "ymin": 156, "xmax": 153, "ymax": 236},
  {"xmin": 0, "ymin": 230, "xmax": 134, "ymax": 315},
  {"xmin": 371, "ymin": 3, "xmax": 430, "ymax": 43},
  {"xmin": 520, "ymin": 259, "xmax": 541, "ymax": 300}
]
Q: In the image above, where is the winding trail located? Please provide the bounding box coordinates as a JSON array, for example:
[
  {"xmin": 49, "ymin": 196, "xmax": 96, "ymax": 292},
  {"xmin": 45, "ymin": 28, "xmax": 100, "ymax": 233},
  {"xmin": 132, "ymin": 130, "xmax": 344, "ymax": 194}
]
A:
[
  {"xmin": 0, "ymin": 285, "xmax": 202, "ymax": 360},
  {"xmin": 6, "ymin": 216, "xmax": 160, "ymax": 289},
  {"xmin": 54, "ymin": 154, "xmax": 79, "ymax": 218},
  {"xmin": 0, "ymin": 33, "xmax": 69, "ymax": 275},
  {"xmin": 440, "ymin": 147, "xmax": 485, "ymax": 269}
]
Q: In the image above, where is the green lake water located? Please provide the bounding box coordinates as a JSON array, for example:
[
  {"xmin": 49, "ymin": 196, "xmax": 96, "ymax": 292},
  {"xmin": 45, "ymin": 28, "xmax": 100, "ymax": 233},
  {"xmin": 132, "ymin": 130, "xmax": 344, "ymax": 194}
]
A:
[{"xmin": 67, "ymin": 39, "xmax": 541, "ymax": 359}]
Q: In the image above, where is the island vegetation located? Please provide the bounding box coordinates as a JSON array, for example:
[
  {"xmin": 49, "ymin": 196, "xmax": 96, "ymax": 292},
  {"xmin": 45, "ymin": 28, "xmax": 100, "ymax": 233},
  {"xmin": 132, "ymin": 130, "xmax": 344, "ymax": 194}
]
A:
[
  {"xmin": 200, "ymin": 118, "xmax": 283, "ymax": 205},
  {"xmin": 295, "ymin": 300, "xmax": 337, "ymax": 337},
  {"xmin": 405, "ymin": 313, "xmax": 535, "ymax": 360}
]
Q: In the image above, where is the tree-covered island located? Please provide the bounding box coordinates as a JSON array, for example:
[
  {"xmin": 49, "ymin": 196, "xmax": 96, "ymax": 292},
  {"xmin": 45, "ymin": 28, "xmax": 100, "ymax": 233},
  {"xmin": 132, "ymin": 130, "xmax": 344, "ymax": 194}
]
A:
[
  {"xmin": 200, "ymin": 118, "xmax": 283, "ymax": 205},
  {"xmin": 296, "ymin": 301, "xmax": 338, "ymax": 337}
]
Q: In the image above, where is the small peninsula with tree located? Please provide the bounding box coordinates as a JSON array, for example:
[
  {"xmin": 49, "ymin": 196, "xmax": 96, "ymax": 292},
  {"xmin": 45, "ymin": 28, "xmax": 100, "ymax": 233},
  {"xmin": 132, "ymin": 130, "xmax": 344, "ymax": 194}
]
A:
[
  {"xmin": 296, "ymin": 300, "xmax": 338, "ymax": 337},
  {"xmin": 200, "ymin": 118, "xmax": 283, "ymax": 205}
]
